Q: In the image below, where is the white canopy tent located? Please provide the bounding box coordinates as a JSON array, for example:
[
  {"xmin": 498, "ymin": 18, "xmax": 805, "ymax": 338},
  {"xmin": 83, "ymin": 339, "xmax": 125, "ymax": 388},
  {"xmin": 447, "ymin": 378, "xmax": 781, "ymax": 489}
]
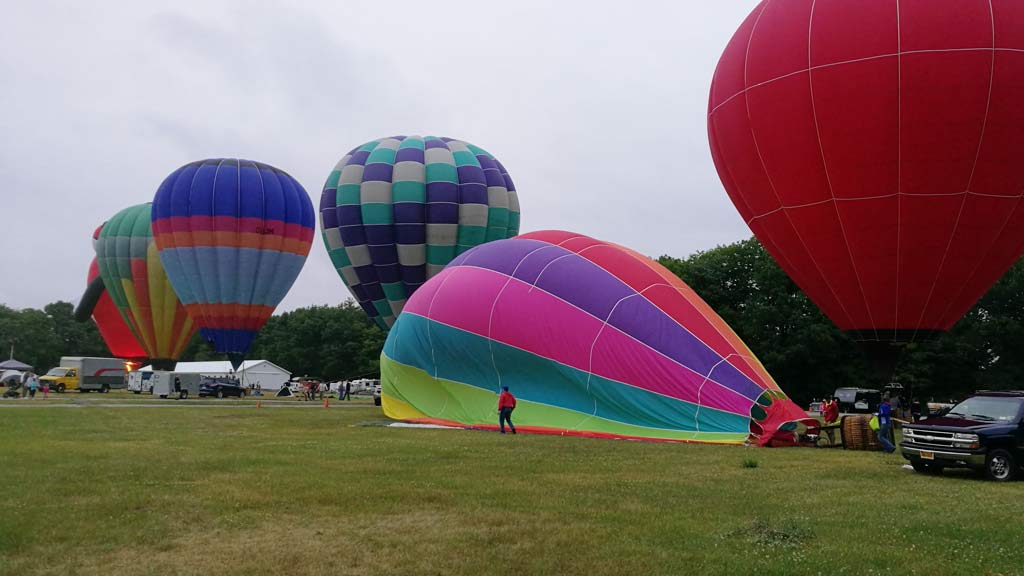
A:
[{"xmin": 138, "ymin": 360, "xmax": 291, "ymax": 391}]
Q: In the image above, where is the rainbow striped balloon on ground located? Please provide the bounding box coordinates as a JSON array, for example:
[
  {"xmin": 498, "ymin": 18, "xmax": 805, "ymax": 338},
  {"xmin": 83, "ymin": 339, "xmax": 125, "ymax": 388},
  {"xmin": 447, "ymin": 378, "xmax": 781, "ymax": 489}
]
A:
[
  {"xmin": 381, "ymin": 230, "xmax": 809, "ymax": 445},
  {"xmin": 95, "ymin": 204, "xmax": 195, "ymax": 368},
  {"xmin": 151, "ymin": 159, "xmax": 315, "ymax": 365},
  {"xmin": 319, "ymin": 136, "xmax": 521, "ymax": 330}
]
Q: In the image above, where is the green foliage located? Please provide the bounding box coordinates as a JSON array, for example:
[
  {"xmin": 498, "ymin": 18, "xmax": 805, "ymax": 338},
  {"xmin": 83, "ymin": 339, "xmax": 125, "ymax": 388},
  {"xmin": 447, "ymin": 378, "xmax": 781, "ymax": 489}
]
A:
[
  {"xmin": 659, "ymin": 237, "xmax": 1024, "ymax": 405},
  {"xmin": 177, "ymin": 301, "xmax": 387, "ymax": 380},
  {"xmin": 6, "ymin": 236, "xmax": 1024, "ymax": 397},
  {"xmin": 896, "ymin": 266, "xmax": 1024, "ymax": 399},
  {"xmin": 741, "ymin": 457, "xmax": 759, "ymax": 469},
  {"xmin": 246, "ymin": 301, "xmax": 387, "ymax": 381},
  {"xmin": 1, "ymin": 300, "xmax": 385, "ymax": 381},
  {"xmin": 0, "ymin": 301, "xmax": 110, "ymax": 371},
  {"xmin": 659, "ymin": 238, "xmax": 868, "ymax": 404}
]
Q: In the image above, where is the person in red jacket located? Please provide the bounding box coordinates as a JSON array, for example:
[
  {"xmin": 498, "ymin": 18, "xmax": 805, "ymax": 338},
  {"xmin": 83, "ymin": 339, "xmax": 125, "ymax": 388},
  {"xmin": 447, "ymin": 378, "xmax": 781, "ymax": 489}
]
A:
[
  {"xmin": 498, "ymin": 386, "xmax": 517, "ymax": 434},
  {"xmin": 824, "ymin": 397, "xmax": 840, "ymax": 424},
  {"xmin": 822, "ymin": 397, "xmax": 841, "ymax": 445}
]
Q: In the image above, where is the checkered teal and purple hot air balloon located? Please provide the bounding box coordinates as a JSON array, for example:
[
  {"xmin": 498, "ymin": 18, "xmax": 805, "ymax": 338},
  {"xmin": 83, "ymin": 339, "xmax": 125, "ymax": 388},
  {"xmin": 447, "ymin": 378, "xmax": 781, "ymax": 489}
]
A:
[
  {"xmin": 151, "ymin": 159, "xmax": 315, "ymax": 366},
  {"xmin": 319, "ymin": 136, "xmax": 521, "ymax": 330}
]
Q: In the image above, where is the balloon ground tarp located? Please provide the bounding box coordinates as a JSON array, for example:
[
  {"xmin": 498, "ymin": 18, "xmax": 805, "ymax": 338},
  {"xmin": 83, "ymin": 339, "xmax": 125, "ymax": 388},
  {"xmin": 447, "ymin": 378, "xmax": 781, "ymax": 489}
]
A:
[{"xmin": 380, "ymin": 230, "xmax": 811, "ymax": 446}]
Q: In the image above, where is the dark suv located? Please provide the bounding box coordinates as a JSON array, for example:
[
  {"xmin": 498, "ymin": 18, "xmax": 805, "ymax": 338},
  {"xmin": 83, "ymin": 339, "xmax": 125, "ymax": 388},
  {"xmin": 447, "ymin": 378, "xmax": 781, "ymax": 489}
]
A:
[
  {"xmin": 901, "ymin": 391, "xmax": 1024, "ymax": 481},
  {"xmin": 198, "ymin": 376, "xmax": 245, "ymax": 398}
]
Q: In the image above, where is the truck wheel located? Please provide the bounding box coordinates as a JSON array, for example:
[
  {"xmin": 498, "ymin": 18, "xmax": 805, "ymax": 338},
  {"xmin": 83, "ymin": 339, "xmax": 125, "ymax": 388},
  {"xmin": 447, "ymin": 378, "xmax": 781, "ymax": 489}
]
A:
[
  {"xmin": 180, "ymin": 390, "xmax": 189, "ymax": 400},
  {"xmin": 101, "ymin": 384, "xmax": 110, "ymax": 393},
  {"xmin": 56, "ymin": 384, "xmax": 65, "ymax": 393},
  {"xmin": 985, "ymin": 449, "xmax": 1016, "ymax": 482},
  {"xmin": 911, "ymin": 460, "xmax": 943, "ymax": 475},
  {"xmin": 217, "ymin": 390, "xmax": 225, "ymax": 399}
]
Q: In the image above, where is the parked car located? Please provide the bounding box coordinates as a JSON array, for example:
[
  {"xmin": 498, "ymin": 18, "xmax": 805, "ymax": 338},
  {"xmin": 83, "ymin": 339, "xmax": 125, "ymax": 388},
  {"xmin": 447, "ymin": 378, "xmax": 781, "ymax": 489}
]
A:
[
  {"xmin": 901, "ymin": 391, "xmax": 1024, "ymax": 481},
  {"xmin": 198, "ymin": 378, "xmax": 246, "ymax": 398}
]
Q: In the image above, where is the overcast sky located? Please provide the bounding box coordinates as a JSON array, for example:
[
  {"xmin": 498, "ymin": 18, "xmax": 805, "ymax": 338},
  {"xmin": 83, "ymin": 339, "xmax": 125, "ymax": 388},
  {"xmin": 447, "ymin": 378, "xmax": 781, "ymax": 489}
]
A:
[{"xmin": 1, "ymin": 0, "xmax": 760, "ymax": 312}]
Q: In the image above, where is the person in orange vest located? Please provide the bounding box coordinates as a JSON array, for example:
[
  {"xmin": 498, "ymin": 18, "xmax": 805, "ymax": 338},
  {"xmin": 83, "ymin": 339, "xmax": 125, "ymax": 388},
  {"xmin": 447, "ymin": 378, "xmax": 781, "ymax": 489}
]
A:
[{"xmin": 497, "ymin": 386, "xmax": 517, "ymax": 434}]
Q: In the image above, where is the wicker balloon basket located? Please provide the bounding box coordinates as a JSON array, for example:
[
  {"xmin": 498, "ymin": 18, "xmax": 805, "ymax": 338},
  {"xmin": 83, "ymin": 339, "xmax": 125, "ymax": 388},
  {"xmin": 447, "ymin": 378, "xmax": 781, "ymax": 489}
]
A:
[{"xmin": 841, "ymin": 415, "xmax": 882, "ymax": 451}]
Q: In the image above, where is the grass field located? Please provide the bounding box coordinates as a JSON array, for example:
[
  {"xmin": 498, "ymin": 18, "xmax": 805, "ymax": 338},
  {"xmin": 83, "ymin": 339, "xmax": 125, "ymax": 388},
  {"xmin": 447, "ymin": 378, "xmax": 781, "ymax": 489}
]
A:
[{"xmin": 1, "ymin": 405, "xmax": 1021, "ymax": 576}]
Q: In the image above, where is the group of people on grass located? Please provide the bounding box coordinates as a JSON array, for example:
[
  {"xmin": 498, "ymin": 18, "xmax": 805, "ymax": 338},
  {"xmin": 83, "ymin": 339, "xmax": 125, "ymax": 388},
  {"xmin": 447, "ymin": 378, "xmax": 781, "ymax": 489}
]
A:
[
  {"xmin": 299, "ymin": 379, "xmax": 352, "ymax": 401},
  {"xmin": 815, "ymin": 394, "xmax": 897, "ymax": 453},
  {"xmin": 491, "ymin": 387, "xmax": 901, "ymax": 450},
  {"xmin": 5, "ymin": 373, "xmax": 47, "ymax": 399}
]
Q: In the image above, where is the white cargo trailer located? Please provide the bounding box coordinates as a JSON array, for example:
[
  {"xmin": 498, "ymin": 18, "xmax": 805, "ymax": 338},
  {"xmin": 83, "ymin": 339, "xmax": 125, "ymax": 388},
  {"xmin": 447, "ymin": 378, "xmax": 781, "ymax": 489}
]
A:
[{"xmin": 151, "ymin": 371, "xmax": 202, "ymax": 399}]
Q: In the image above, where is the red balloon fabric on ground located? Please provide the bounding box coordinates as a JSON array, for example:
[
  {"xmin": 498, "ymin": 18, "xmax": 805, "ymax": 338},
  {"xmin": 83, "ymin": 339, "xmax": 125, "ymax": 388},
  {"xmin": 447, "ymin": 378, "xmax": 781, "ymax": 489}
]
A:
[{"xmin": 709, "ymin": 0, "xmax": 1024, "ymax": 342}]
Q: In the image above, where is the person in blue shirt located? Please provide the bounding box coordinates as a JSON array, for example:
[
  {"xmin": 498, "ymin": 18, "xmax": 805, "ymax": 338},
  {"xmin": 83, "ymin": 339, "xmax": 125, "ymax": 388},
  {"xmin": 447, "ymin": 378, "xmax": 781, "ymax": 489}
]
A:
[{"xmin": 877, "ymin": 394, "xmax": 896, "ymax": 453}]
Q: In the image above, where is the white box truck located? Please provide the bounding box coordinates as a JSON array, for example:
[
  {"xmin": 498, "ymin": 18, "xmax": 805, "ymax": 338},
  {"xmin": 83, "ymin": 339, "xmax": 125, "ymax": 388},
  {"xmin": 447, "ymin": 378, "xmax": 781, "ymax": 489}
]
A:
[
  {"xmin": 151, "ymin": 371, "xmax": 201, "ymax": 399},
  {"xmin": 39, "ymin": 357, "xmax": 127, "ymax": 393}
]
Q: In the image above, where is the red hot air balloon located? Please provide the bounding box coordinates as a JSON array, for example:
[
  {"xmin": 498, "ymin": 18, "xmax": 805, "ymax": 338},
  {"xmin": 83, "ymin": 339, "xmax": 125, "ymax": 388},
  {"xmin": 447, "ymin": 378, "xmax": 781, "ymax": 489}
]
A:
[{"xmin": 709, "ymin": 0, "xmax": 1024, "ymax": 344}]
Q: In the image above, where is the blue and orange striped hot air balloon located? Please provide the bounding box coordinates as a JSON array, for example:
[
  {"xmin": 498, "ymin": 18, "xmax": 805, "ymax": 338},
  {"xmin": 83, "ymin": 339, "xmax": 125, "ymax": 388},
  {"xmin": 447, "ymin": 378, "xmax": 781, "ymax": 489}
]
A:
[{"xmin": 151, "ymin": 159, "xmax": 315, "ymax": 366}]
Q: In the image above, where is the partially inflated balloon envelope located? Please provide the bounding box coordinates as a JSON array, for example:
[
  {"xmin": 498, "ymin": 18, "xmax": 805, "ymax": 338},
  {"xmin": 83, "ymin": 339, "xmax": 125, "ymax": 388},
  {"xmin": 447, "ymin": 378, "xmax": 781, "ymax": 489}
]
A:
[
  {"xmin": 151, "ymin": 159, "xmax": 315, "ymax": 363},
  {"xmin": 78, "ymin": 223, "xmax": 146, "ymax": 360},
  {"xmin": 85, "ymin": 257, "xmax": 146, "ymax": 361},
  {"xmin": 709, "ymin": 0, "xmax": 1024, "ymax": 343},
  {"xmin": 381, "ymin": 231, "xmax": 809, "ymax": 445},
  {"xmin": 320, "ymin": 136, "xmax": 521, "ymax": 330},
  {"xmin": 96, "ymin": 204, "xmax": 196, "ymax": 367}
]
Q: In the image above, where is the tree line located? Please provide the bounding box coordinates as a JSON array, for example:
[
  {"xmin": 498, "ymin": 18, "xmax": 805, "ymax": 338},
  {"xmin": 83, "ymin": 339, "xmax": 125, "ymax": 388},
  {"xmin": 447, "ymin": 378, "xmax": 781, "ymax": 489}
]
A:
[
  {"xmin": 659, "ymin": 238, "xmax": 1024, "ymax": 405},
  {"xmin": 4, "ymin": 237, "xmax": 1023, "ymax": 403},
  {"xmin": 0, "ymin": 301, "xmax": 385, "ymax": 383}
]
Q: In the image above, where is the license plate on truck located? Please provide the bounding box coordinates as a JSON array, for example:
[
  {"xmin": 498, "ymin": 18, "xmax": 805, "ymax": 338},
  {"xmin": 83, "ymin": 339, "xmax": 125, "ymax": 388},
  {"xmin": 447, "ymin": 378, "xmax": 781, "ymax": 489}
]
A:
[{"xmin": 920, "ymin": 451, "xmax": 935, "ymax": 460}]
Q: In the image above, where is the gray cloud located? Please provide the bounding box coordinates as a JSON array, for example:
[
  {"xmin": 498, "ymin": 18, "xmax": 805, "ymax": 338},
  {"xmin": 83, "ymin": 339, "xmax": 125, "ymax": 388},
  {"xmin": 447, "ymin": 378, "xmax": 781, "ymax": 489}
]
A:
[{"xmin": 0, "ymin": 0, "xmax": 760, "ymax": 312}]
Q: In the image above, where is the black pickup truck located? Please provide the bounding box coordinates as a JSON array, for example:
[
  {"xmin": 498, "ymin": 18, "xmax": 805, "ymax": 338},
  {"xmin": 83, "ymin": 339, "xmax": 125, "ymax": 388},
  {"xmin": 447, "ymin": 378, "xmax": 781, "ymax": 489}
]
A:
[{"xmin": 900, "ymin": 391, "xmax": 1024, "ymax": 481}]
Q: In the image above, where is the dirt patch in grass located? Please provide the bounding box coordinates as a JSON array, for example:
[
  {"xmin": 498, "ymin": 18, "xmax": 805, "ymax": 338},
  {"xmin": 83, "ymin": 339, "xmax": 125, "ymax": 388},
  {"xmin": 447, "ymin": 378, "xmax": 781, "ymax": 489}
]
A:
[{"xmin": 724, "ymin": 518, "xmax": 813, "ymax": 549}]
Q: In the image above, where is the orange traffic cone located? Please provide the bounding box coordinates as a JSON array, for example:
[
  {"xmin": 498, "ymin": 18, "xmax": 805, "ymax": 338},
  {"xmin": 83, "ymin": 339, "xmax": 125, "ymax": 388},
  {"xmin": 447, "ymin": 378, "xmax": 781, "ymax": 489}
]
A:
[{"xmin": 323, "ymin": 398, "xmax": 329, "ymax": 408}]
